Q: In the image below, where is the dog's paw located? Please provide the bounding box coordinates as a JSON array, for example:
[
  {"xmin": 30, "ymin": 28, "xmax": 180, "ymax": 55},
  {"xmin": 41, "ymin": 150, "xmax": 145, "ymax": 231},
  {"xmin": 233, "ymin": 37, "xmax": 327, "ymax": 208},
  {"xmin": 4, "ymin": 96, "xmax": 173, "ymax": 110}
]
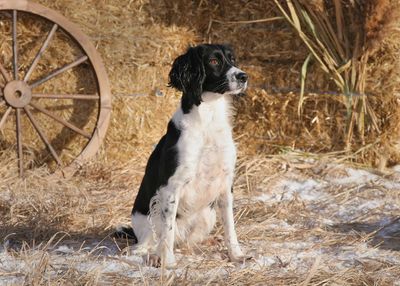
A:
[
  {"xmin": 131, "ymin": 247, "xmax": 149, "ymax": 257},
  {"xmin": 163, "ymin": 254, "xmax": 177, "ymax": 269},
  {"xmin": 229, "ymin": 252, "xmax": 253, "ymax": 263},
  {"xmin": 145, "ymin": 254, "xmax": 161, "ymax": 268},
  {"xmin": 144, "ymin": 254, "xmax": 177, "ymax": 268}
]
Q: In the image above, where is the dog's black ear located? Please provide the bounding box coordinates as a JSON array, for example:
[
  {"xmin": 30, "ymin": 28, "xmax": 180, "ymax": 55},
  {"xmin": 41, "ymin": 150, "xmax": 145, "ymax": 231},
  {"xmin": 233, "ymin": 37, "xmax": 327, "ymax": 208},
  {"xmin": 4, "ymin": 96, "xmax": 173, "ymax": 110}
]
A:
[{"xmin": 168, "ymin": 46, "xmax": 205, "ymax": 113}]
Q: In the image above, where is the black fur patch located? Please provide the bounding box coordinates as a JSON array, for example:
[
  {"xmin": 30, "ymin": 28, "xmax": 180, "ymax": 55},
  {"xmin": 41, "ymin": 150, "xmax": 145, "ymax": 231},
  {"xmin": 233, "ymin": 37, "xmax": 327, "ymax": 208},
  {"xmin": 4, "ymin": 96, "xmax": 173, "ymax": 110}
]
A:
[
  {"xmin": 169, "ymin": 46, "xmax": 205, "ymax": 114},
  {"xmin": 132, "ymin": 120, "xmax": 181, "ymax": 216},
  {"xmin": 113, "ymin": 226, "xmax": 138, "ymax": 243}
]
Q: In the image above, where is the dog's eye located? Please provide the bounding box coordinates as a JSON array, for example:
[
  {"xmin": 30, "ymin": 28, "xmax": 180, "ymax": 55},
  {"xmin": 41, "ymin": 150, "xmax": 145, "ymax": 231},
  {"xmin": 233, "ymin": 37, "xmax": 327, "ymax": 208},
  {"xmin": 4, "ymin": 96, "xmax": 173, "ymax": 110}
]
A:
[{"xmin": 209, "ymin": 58, "xmax": 219, "ymax": 65}]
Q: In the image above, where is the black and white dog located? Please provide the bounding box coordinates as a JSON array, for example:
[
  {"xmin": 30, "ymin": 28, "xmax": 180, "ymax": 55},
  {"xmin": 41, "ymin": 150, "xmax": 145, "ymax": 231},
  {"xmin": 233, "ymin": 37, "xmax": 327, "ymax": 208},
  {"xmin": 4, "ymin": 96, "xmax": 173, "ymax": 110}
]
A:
[{"xmin": 123, "ymin": 44, "xmax": 248, "ymax": 267}]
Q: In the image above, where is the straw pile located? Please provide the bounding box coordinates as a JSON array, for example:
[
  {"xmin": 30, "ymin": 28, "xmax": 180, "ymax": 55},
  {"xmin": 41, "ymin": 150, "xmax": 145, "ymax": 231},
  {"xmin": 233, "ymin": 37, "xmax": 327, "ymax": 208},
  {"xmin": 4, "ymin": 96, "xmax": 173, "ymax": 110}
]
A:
[{"xmin": 1, "ymin": 0, "xmax": 399, "ymax": 168}]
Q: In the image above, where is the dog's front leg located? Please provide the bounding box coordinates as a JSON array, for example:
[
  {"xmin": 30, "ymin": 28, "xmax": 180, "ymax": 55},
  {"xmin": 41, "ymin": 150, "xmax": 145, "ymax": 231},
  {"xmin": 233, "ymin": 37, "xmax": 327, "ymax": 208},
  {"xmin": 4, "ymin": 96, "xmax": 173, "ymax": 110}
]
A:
[
  {"xmin": 157, "ymin": 185, "xmax": 180, "ymax": 268},
  {"xmin": 218, "ymin": 187, "xmax": 245, "ymax": 262}
]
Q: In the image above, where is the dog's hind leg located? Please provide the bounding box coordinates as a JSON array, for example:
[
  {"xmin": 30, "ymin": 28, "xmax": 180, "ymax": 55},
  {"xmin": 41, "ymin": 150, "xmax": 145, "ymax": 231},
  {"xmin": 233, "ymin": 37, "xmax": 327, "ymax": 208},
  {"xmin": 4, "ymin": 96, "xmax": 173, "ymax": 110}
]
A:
[{"xmin": 131, "ymin": 212, "xmax": 157, "ymax": 257}]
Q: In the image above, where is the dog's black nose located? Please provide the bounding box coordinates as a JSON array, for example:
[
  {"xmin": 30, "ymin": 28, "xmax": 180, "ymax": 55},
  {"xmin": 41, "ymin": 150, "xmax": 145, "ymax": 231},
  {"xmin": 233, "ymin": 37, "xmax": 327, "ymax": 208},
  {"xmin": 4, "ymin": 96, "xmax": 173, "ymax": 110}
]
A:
[{"xmin": 235, "ymin": 72, "xmax": 248, "ymax": 83}]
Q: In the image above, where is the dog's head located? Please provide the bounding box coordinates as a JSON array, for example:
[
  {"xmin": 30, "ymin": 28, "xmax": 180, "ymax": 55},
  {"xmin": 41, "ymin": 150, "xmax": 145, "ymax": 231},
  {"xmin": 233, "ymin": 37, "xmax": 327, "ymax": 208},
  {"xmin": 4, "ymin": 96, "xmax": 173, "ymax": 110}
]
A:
[{"xmin": 168, "ymin": 44, "xmax": 248, "ymax": 113}]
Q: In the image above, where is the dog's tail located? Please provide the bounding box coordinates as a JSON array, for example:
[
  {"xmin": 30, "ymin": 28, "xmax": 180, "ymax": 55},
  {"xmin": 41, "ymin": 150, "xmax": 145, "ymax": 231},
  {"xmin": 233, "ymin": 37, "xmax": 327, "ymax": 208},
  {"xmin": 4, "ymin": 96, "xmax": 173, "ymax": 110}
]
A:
[{"xmin": 114, "ymin": 226, "xmax": 138, "ymax": 243}]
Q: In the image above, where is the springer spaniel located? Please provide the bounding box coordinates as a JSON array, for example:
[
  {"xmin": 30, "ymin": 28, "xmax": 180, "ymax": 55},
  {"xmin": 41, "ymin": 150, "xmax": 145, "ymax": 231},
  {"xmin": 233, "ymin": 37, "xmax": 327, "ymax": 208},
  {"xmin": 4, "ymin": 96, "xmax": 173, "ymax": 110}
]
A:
[{"xmin": 120, "ymin": 44, "xmax": 248, "ymax": 267}]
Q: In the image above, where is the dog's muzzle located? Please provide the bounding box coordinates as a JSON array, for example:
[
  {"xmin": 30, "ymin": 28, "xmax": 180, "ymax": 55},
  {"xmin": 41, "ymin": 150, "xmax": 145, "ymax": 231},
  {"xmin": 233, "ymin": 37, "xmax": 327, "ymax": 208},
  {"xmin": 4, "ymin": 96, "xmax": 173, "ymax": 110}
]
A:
[{"xmin": 235, "ymin": 72, "xmax": 248, "ymax": 96}]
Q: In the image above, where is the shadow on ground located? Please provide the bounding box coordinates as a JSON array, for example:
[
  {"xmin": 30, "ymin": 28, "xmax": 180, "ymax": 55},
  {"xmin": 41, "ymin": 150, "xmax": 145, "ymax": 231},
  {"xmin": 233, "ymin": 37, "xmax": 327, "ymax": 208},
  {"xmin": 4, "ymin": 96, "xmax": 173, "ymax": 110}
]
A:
[
  {"xmin": 0, "ymin": 223, "xmax": 132, "ymax": 256},
  {"xmin": 331, "ymin": 217, "xmax": 400, "ymax": 251}
]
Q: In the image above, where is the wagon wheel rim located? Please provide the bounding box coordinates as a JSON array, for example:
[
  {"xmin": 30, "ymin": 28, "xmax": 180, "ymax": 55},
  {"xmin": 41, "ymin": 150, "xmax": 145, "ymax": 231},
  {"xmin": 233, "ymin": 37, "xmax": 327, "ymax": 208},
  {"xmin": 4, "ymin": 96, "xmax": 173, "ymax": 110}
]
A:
[{"xmin": 0, "ymin": 0, "xmax": 112, "ymax": 177}]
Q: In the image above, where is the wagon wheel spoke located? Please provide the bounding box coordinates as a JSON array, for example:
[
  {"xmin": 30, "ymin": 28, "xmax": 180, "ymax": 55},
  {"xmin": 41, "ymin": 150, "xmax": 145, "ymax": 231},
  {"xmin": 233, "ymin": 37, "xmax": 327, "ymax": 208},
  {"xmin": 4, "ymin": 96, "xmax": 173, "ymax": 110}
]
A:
[
  {"xmin": 12, "ymin": 10, "xmax": 18, "ymax": 80},
  {"xmin": 32, "ymin": 93, "xmax": 99, "ymax": 100},
  {"xmin": 29, "ymin": 102, "xmax": 92, "ymax": 138},
  {"xmin": 24, "ymin": 106, "xmax": 62, "ymax": 166},
  {"xmin": 29, "ymin": 56, "xmax": 88, "ymax": 89},
  {"xmin": 16, "ymin": 108, "xmax": 23, "ymax": 177},
  {"xmin": 0, "ymin": 106, "xmax": 12, "ymax": 130},
  {"xmin": 24, "ymin": 24, "xmax": 58, "ymax": 82}
]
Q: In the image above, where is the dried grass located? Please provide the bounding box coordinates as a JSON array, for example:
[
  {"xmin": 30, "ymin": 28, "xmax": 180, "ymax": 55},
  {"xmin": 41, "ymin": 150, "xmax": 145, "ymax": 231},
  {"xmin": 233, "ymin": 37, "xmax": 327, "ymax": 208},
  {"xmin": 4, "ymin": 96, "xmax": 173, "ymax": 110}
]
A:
[{"xmin": 2, "ymin": 152, "xmax": 400, "ymax": 285}]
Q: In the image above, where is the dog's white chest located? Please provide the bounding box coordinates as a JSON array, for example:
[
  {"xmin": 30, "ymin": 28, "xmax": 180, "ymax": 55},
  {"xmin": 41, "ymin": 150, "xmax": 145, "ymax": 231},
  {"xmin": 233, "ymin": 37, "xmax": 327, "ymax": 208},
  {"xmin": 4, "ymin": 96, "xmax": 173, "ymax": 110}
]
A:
[
  {"xmin": 198, "ymin": 137, "xmax": 234, "ymax": 187},
  {"xmin": 173, "ymin": 95, "xmax": 236, "ymax": 213},
  {"xmin": 181, "ymin": 133, "xmax": 235, "ymax": 213}
]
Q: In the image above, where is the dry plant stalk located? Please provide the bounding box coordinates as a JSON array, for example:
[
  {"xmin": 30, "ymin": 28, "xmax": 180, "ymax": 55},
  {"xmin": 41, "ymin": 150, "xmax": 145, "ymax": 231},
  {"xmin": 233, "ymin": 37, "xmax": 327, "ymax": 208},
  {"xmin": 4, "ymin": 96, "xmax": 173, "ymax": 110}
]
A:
[{"xmin": 273, "ymin": 0, "xmax": 380, "ymax": 149}]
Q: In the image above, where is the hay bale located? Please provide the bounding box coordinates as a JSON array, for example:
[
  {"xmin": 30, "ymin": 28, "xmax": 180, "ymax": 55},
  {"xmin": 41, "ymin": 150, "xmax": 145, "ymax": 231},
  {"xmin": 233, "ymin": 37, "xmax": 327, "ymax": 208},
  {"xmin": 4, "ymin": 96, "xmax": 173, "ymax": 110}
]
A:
[{"xmin": 1, "ymin": 0, "xmax": 399, "ymax": 170}]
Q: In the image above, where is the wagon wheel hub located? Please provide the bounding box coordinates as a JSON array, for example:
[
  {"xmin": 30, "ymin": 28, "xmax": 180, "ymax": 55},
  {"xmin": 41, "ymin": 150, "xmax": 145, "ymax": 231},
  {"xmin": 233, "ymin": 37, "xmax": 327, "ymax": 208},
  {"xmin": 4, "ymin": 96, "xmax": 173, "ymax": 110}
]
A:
[{"xmin": 3, "ymin": 81, "xmax": 32, "ymax": 108}]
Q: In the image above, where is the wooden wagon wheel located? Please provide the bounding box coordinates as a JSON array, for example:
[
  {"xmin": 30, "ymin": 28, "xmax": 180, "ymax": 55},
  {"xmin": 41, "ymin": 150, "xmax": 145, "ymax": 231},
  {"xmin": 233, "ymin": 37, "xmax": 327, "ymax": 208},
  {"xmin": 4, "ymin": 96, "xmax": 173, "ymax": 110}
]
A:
[{"xmin": 0, "ymin": 0, "xmax": 111, "ymax": 177}]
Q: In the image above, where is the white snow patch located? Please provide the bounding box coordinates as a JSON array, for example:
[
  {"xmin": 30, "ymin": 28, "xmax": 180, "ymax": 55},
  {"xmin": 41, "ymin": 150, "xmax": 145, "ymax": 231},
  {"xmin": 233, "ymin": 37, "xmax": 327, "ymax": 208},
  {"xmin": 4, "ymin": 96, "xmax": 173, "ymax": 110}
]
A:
[
  {"xmin": 337, "ymin": 200, "xmax": 383, "ymax": 220},
  {"xmin": 256, "ymin": 179, "xmax": 326, "ymax": 203},
  {"xmin": 267, "ymin": 219, "xmax": 295, "ymax": 230},
  {"xmin": 331, "ymin": 168, "xmax": 377, "ymax": 185},
  {"xmin": 379, "ymin": 179, "xmax": 400, "ymax": 190},
  {"xmin": 391, "ymin": 165, "xmax": 400, "ymax": 172},
  {"xmin": 54, "ymin": 245, "xmax": 74, "ymax": 254},
  {"xmin": 0, "ymin": 251, "xmax": 28, "ymax": 285},
  {"xmin": 331, "ymin": 167, "xmax": 400, "ymax": 189},
  {"xmin": 255, "ymin": 256, "xmax": 275, "ymax": 267}
]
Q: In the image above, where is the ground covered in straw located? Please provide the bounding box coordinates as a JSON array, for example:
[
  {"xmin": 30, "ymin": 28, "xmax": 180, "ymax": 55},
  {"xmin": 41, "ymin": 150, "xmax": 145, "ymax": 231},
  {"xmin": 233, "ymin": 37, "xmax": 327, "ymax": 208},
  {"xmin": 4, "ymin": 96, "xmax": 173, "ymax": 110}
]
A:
[{"xmin": 1, "ymin": 152, "xmax": 400, "ymax": 285}]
